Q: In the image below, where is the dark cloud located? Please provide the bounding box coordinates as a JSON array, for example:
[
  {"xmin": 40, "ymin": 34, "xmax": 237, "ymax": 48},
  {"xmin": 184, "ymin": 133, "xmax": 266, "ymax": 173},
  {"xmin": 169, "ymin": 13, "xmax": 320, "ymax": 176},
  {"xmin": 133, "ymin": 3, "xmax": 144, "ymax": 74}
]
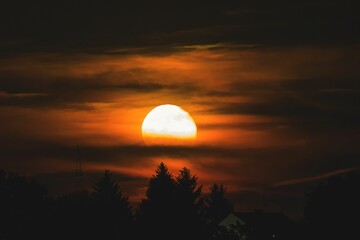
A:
[
  {"xmin": 197, "ymin": 121, "xmax": 287, "ymax": 131},
  {"xmin": 1, "ymin": 140, "xmax": 359, "ymax": 182},
  {"xmin": 206, "ymin": 77, "xmax": 360, "ymax": 133},
  {"xmin": 0, "ymin": 0, "xmax": 358, "ymax": 55},
  {"xmin": 273, "ymin": 167, "xmax": 358, "ymax": 187},
  {"xmin": 228, "ymin": 168, "xmax": 360, "ymax": 219},
  {"xmin": 0, "ymin": 70, "xmax": 197, "ymax": 109}
]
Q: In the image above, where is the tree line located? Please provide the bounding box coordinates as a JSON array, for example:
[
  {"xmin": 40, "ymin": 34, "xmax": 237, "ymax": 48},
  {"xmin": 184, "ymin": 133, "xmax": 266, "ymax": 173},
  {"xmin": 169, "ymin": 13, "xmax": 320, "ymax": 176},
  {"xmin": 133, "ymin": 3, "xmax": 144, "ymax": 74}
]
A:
[{"xmin": 1, "ymin": 163, "xmax": 359, "ymax": 240}]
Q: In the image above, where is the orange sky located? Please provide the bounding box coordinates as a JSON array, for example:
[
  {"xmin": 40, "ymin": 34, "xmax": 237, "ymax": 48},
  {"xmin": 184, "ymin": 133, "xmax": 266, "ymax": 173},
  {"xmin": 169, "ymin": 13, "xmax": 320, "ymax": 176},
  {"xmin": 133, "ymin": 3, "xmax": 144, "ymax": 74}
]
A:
[{"xmin": 1, "ymin": 44, "xmax": 359, "ymax": 219}]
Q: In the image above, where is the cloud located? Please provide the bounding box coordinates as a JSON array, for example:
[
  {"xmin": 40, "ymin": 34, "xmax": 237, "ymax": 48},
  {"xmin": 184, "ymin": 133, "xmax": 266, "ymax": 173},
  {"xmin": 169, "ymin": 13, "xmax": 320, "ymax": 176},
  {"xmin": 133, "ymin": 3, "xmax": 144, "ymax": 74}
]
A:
[
  {"xmin": 0, "ymin": 0, "xmax": 358, "ymax": 55},
  {"xmin": 203, "ymin": 75, "xmax": 360, "ymax": 133},
  {"xmin": 273, "ymin": 167, "xmax": 359, "ymax": 187}
]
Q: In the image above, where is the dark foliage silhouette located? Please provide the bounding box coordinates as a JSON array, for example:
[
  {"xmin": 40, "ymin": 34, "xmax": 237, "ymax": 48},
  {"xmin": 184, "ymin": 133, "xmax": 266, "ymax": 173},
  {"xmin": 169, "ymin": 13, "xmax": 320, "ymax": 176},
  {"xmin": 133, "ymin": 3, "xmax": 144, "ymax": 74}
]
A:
[
  {"xmin": 137, "ymin": 162, "xmax": 177, "ymax": 240},
  {"xmin": 0, "ymin": 170, "xmax": 51, "ymax": 240},
  {"xmin": 1, "ymin": 165, "xmax": 307, "ymax": 240},
  {"xmin": 137, "ymin": 163, "xmax": 206, "ymax": 240},
  {"xmin": 51, "ymin": 170, "xmax": 133, "ymax": 240},
  {"xmin": 174, "ymin": 167, "xmax": 204, "ymax": 239},
  {"xmin": 92, "ymin": 169, "xmax": 133, "ymax": 239},
  {"xmin": 205, "ymin": 184, "xmax": 233, "ymax": 223},
  {"xmin": 143, "ymin": 162, "xmax": 175, "ymax": 204},
  {"xmin": 52, "ymin": 190, "xmax": 97, "ymax": 240},
  {"xmin": 304, "ymin": 171, "xmax": 360, "ymax": 240},
  {"xmin": 0, "ymin": 169, "xmax": 133, "ymax": 240},
  {"xmin": 203, "ymin": 184, "xmax": 234, "ymax": 239}
]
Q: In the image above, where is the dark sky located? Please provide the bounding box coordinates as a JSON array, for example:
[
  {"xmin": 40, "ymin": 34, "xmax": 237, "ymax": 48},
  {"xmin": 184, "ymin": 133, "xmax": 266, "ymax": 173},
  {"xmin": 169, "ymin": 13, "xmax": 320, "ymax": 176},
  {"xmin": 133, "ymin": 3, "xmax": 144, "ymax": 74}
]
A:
[
  {"xmin": 0, "ymin": 0, "xmax": 359, "ymax": 219},
  {"xmin": 1, "ymin": 0, "xmax": 358, "ymax": 52}
]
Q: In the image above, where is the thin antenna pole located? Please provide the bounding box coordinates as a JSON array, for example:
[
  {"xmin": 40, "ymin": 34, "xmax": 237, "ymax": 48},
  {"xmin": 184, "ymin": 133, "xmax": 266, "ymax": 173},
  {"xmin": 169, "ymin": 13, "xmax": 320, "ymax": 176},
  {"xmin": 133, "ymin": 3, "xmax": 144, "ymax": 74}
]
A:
[{"xmin": 76, "ymin": 145, "xmax": 83, "ymax": 180}]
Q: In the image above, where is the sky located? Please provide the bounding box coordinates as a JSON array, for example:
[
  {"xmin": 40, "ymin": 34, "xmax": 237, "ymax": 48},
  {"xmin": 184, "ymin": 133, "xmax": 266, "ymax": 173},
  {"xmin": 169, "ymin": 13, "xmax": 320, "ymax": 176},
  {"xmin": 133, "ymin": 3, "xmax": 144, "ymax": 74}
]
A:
[{"xmin": 0, "ymin": 0, "xmax": 359, "ymax": 219}]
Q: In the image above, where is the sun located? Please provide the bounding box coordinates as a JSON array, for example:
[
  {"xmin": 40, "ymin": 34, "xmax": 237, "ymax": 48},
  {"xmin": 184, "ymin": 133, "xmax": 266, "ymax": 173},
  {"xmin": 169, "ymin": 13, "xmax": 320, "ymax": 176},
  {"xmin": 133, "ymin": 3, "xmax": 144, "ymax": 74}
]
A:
[{"xmin": 142, "ymin": 104, "xmax": 197, "ymax": 145}]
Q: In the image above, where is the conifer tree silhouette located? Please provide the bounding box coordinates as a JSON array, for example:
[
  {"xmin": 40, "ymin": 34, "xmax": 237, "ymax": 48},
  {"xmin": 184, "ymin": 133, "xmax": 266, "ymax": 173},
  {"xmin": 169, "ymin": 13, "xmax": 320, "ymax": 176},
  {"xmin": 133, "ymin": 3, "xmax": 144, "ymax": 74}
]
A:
[
  {"xmin": 145, "ymin": 162, "xmax": 175, "ymax": 203},
  {"xmin": 205, "ymin": 184, "xmax": 233, "ymax": 224},
  {"xmin": 138, "ymin": 163, "xmax": 207, "ymax": 240},
  {"xmin": 176, "ymin": 168, "xmax": 202, "ymax": 207},
  {"xmin": 92, "ymin": 169, "xmax": 133, "ymax": 240},
  {"xmin": 137, "ymin": 162, "xmax": 176, "ymax": 240},
  {"xmin": 203, "ymin": 184, "xmax": 234, "ymax": 239},
  {"xmin": 174, "ymin": 167, "xmax": 203, "ymax": 239}
]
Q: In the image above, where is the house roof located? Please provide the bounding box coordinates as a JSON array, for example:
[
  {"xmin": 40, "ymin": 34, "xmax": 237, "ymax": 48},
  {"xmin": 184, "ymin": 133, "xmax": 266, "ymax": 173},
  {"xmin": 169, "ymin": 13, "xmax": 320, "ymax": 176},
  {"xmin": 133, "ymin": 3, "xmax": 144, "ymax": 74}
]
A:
[
  {"xmin": 219, "ymin": 210, "xmax": 298, "ymax": 239},
  {"xmin": 220, "ymin": 210, "xmax": 295, "ymax": 228},
  {"xmin": 219, "ymin": 213, "xmax": 246, "ymax": 228},
  {"xmin": 236, "ymin": 211, "xmax": 292, "ymax": 224}
]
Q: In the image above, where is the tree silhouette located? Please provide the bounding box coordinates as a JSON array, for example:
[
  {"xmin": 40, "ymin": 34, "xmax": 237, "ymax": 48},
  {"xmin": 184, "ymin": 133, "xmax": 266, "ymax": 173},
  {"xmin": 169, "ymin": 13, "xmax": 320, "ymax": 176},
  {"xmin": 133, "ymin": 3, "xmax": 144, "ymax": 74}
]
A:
[
  {"xmin": 137, "ymin": 162, "xmax": 176, "ymax": 240},
  {"xmin": 175, "ymin": 167, "xmax": 202, "ymax": 208},
  {"xmin": 205, "ymin": 184, "xmax": 233, "ymax": 224},
  {"xmin": 92, "ymin": 170, "xmax": 133, "ymax": 240},
  {"xmin": 3, "ymin": 166, "xmax": 243, "ymax": 240},
  {"xmin": 0, "ymin": 170, "xmax": 51, "ymax": 240},
  {"xmin": 145, "ymin": 162, "xmax": 175, "ymax": 203},
  {"xmin": 304, "ymin": 171, "xmax": 360, "ymax": 240},
  {"xmin": 53, "ymin": 190, "xmax": 97, "ymax": 240},
  {"xmin": 174, "ymin": 167, "xmax": 204, "ymax": 239},
  {"xmin": 203, "ymin": 184, "xmax": 234, "ymax": 239}
]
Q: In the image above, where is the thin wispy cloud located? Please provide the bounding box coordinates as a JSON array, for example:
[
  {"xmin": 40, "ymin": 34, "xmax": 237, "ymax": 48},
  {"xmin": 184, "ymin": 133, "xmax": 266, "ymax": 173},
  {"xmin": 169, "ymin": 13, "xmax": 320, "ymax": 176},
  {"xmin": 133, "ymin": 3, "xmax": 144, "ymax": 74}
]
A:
[{"xmin": 273, "ymin": 167, "xmax": 359, "ymax": 187}]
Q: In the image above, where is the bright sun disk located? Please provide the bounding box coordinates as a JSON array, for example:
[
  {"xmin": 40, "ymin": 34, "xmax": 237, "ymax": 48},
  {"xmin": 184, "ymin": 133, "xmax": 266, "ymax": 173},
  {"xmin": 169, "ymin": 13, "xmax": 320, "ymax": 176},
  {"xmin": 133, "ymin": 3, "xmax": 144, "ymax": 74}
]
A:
[{"xmin": 142, "ymin": 104, "xmax": 197, "ymax": 145}]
